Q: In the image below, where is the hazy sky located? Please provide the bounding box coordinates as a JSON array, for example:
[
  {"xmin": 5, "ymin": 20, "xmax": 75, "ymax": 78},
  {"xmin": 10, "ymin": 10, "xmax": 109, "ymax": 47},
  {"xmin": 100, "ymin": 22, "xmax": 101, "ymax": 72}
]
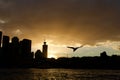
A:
[{"xmin": 0, "ymin": 0, "xmax": 120, "ymax": 58}]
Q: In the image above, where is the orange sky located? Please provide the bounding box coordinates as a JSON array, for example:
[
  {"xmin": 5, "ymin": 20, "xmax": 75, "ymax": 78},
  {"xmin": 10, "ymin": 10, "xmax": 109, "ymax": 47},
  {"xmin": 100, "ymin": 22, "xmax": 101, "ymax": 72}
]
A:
[{"xmin": 0, "ymin": 0, "xmax": 120, "ymax": 58}]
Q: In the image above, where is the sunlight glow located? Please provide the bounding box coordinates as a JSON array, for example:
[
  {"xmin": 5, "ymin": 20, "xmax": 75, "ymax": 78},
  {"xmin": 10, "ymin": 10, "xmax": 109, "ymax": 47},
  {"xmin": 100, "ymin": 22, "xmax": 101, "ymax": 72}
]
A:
[{"xmin": 48, "ymin": 54, "xmax": 57, "ymax": 59}]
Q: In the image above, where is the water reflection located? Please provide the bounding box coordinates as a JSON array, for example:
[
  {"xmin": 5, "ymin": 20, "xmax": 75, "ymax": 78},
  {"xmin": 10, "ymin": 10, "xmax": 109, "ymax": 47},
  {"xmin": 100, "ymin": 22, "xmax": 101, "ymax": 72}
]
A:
[{"xmin": 0, "ymin": 69, "xmax": 120, "ymax": 80}]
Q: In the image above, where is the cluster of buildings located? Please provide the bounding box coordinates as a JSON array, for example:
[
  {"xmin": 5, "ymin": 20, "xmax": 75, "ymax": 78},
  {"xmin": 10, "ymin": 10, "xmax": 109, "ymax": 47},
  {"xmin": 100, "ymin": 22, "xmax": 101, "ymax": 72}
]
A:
[
  {"xmin": 0, "ymin": 31, "xmax": 120, "ymax": 69},
  {"xmin": 0, "ymin": 31, "xmax": 48, "ymax": 67}
]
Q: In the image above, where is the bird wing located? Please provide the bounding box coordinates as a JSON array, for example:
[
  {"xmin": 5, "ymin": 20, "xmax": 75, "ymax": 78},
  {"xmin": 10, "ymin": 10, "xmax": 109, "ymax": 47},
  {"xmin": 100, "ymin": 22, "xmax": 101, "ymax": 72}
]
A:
[
  {"xmin": 79, "ymin": 45, "xmax": 84, "ymax": 48},
  {"xmin": 67, "ymin": 45, "xmax": 84, "ymax": 52},
  {"xmin": 67, "ymin": 46, "xmax": 75, "ymax": 52},
  {"xmin": 75, "ymin": 45, "xmax": 83, "ymax": 49},
  {"xmin": 67, "ymin": 46, "xmax": 74, "ymax": 49}
]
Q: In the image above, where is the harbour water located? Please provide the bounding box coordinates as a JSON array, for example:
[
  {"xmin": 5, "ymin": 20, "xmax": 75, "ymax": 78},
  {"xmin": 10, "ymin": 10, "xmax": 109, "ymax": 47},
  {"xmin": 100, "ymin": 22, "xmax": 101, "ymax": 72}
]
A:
[{"xmin": 0, "ymin": 68, "xmax": 120, "ymax": 80}]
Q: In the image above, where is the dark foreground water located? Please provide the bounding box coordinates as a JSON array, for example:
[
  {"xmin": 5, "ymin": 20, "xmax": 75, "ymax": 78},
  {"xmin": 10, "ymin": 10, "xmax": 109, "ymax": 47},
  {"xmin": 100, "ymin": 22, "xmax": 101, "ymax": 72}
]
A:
[{"xmin": 0, "ymin": 68, "xmax": 120, "ymax": 80}]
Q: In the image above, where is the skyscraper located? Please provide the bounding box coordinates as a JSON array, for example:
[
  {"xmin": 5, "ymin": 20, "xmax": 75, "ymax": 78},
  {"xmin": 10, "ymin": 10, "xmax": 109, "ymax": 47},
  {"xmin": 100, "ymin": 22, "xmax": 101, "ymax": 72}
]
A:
[
  {"xmin": 20, "ymin": 39, "xmax": 32, "ymax": 58},
  {"xmin": 0, "ymin": 31, "xmax": 2, "ymax": 47},
  {"xmin": 2, "ymin": 36, "xmax": 10, "ymax": 61},
  {"xmin": 11, "ymin": 37, "xmax": 20, "ymax": 60},
  {"xmin": 2, "ymin": 36, "xmax": 10, "ymax": 48},
  {"xmin": 42, "ymin": 41, "xmax": 48, "ymax": 58},
  {"xmin": 20, "ymin": 39, "xmax": 32, "ymax": 65}
]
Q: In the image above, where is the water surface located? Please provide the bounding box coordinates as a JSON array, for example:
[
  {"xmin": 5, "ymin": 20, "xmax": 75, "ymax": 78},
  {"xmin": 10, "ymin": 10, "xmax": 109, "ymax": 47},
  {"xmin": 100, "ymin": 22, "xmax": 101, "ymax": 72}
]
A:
[{"xmin": 0, "ymin": 68, "xmax": 120, "ymax": 80}]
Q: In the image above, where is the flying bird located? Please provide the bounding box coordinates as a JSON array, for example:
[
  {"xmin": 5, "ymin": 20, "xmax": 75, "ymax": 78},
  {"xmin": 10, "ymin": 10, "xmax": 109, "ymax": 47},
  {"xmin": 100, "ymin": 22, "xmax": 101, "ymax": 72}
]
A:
[{"xmin": 67, "ymin": 45, "xmax": 84, "ymax": 52}]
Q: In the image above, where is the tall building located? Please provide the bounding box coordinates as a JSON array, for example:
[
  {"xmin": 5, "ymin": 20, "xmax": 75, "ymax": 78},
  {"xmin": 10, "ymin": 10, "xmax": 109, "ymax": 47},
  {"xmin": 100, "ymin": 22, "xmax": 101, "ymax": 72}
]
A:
[
  {"xmin": 11, "ymin": 37, "xmax": 20, "ymax": 60},
  {"xmin": 0, "ymin": 31, "xmax": 2, "ymax": 47},
  {"xmin": 2, "ymin": 36, "xmax": 10, "ymax": 48},
  {"xmin": 20, "ymin": 39, "xmax": 32, "ymax": 59},
  {"xmin": 19, "ymin": 39, "xmax": 33, "ymax": 65},
  {"xmin": 2, "ymin": 36, "xmax": 10, "ymax": 61},
  {"xmin": 42, "ymin": 41, "xmax": 48, "ymax": 58}
]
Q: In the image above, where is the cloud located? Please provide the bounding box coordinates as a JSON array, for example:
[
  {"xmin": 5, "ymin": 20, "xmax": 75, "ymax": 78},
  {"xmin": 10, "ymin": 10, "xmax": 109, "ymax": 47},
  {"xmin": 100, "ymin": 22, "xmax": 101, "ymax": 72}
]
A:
[
  {"xmin": 0, "ymin": 0, "xmax": 120, "ymax": 46},
  {"xmin": 0, "ymin": 19, "xmax": 6, "ymax": 24},
  {"xmin": 0, "ymin": 0, "xmax": 14, "ymax": 9},
  {"xmin": 12, "ymin": 29, "xmax": 23, "ymax": 36}
]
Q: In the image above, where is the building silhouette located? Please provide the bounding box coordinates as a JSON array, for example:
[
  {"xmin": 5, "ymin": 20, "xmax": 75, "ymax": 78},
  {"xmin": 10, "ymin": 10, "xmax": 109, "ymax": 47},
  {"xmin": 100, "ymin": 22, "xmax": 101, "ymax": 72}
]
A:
[
  {"xmin": 42, "ymin": 41, "xmax": 48, "ymax": 58},
  {"xmin": 1, "ymin": 31, "xmax": 120, "ymax": 69},
  {"xmin": 0, "ymin": 31, "xmax": 2, "ymax": 60},
  {"xmin": 2, "ymin": 36, "xmax": 10, "ymax": 61},
  {"xmin": 2, "ymin": 36, "xmax": 10, "ymax": 48},
  {"xmin": 10, "ymin": 37, "xmax": 20, "ymax": 63},
  {"xmin": 20, "ymin": 39, "xmax": 32, "ymax": 59},
  {"xmin": 35, "ymin": 50, "xmax": 43, "ymax": 60},
  {"xmin": 100, "ymin": 51, "xmax": 108, "ymax": 58},
  {"xmin": 0, "ymin": 31, "xmax": 2, "ymax": 47},
  {"xmin": 20, "ymin": 39, "xmax": 33, "ymax": 65}
]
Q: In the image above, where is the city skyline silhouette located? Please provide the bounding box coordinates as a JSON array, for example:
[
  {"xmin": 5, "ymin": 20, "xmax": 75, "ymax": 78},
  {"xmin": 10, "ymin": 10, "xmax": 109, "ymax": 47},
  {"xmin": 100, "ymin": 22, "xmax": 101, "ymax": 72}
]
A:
[
  {"xmin": 0, "ymin": 0, "xmax": 120, "ymax": 69},
  {"xmin": 0, "ymin": 0, "xmax": 120, "ymax": 58},
  {"xmin": 0, "ymin": 31, "xmax": 120, "ymax": 69}
]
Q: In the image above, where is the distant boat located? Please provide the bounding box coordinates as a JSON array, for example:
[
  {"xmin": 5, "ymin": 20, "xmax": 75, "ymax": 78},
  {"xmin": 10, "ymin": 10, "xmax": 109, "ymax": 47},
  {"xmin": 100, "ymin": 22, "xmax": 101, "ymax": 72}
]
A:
[{"xmin": 67, "ymin": 45, "xmax": 84, "ymax": 52}]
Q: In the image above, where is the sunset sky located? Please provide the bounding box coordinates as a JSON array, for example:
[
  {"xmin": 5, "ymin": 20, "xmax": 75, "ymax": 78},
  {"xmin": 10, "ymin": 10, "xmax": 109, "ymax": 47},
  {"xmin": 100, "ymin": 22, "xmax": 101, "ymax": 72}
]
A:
[{"xmin": 0, "ymin": 0, "xmax": 120, "ymax": 58}]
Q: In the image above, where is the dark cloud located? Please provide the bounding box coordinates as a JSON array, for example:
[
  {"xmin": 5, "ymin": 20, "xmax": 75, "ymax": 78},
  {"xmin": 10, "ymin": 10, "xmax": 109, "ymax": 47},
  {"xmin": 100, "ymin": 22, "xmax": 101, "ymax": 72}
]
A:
[{"xmin": 0, "ymin": 0, "xmax": 120, "ymax": 45}]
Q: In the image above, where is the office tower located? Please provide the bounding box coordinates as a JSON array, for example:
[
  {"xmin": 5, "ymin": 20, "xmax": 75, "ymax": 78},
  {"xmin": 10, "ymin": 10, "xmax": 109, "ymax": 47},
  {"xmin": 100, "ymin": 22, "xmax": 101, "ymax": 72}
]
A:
[
  {"xmin": 20, "ymin": 39, "xmax": 32, "ymax": 58},
  {"xmin": 2, "ymin": 36, "xmax": 10, "ymax": 61},
  {"xmin": 42, "ymin": 41, "xmax": 48, "ymax": 58},
  {"xmin": 0, "ymin": 31, "xmax": 2, "ymax": 47},
  {"xmin": 19, "ymin": 39, "xmax": 32, "ymax": 66},
  {"xmin": 11, "ymin": 37, "xmax": 20, "ymax": 60},
  {"xmin": 2, "ymin": 36, "xmax": 10, "ymax": 48}
]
